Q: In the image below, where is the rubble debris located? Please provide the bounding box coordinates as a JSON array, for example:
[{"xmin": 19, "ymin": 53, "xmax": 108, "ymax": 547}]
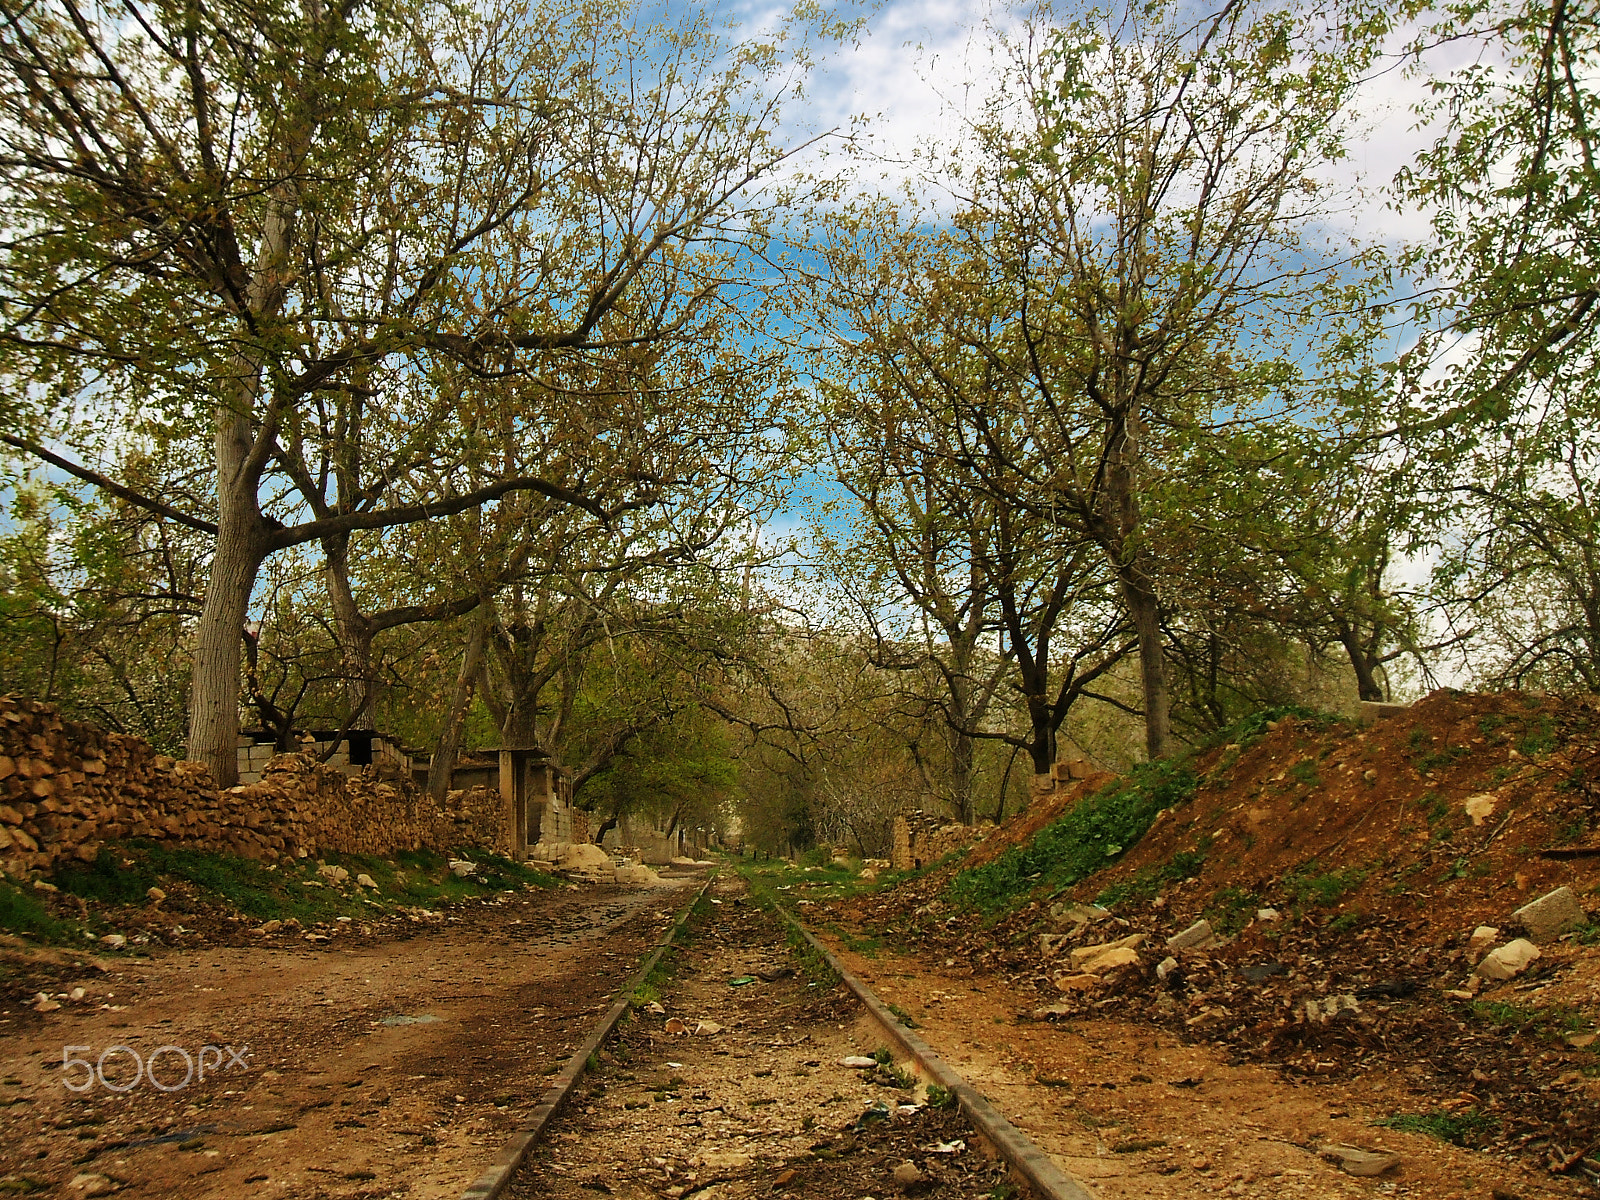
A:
[
  {"xmin": 1166, "ymin": 919, "xmax": 1219, "ymax": 951},
  {"xmin": 1463, "ymin": 793, "xmax": 1498, "ymax": 825},
  {"xmin": 1467, "ymin": 925, "xmax": 1500, "ymax": 960},
  {"xmin": 1474, "ymin": 938, "xmax": 1540, "ymax": 981},
  {"xmin": 1512, "ymin": 886, "xmax": 1587, "ymax": 942}
]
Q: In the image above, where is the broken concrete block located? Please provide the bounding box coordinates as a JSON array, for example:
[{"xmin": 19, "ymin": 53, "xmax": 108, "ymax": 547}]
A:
[
  {"xmin": 1155, "ymin": 955, "xmax": 1179, "ymax": 980},
  {"xmin": 1166, "ymin": 919, "xmax": 1219, "ymax": 951},
  {"xmin": 1475, "ymin": 937, "xmax": 1540, "ymax": 981},
  {"xmin": 1513, "ymin": 886, "xmax": 1587, "ymax": 942}
]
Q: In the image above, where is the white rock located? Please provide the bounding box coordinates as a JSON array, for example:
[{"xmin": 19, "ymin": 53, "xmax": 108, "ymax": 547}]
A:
[
  {"xmin": 355, "ymin": 873, "xmax": 377, "ymax": 889},
  {"xmin": 1155, "ymin": 956, "xmax": 1179, "ymax": 980},
  {"xmin": 1255, "ymin": 908, "xmax": 1281, "ymax": 922},
  {"xmin": 1475, "ymin": 938, "xmax": 1540, "ymax": 981},
  {"xmin": 447, "ymin": 859, "xmax": 478, "ymax": 878},
  {"xmin": 145, "ymin": 886, "xmax": 166, "ymax": 904},
  {"xmin": 693, "ymin": 1020, "xmax": 724, "ymax": 1036},
  {"xmin": 1462, "ymin": 793, "xmax": 1497, "ymax": 825},
  {"xmin": 317, "ymin": 864, "xmax": 350, "ymax": 883},
  {"xmin": 98, "ymin": 934, "xmax": 127, "ymax": 950},
  {"xmin": 840, "ymin": 1055, "xmax": 879, "ymax": 1068}
]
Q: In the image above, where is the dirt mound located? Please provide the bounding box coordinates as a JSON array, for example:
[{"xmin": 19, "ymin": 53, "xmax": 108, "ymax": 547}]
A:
[
  {"xmin": 823, "ymin": 689, "xmax": 1600, "ymax": 1186},
  {"xmin": 1083, "ymin": 689, "xmax": 1599, "ymax": 937}
]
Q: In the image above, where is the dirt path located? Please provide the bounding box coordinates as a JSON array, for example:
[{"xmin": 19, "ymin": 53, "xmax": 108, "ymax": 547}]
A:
[
  {"xmin": 822, "ymin": 937, "xmax": 1588, "ymax": 1200},
  {"xmin": 506, "ymin": 877, "xmax": 1013, "ymax": 1200},
  {"xmin": 0, "ymin": 880, "xmax": 693, "ymax": 1199}
]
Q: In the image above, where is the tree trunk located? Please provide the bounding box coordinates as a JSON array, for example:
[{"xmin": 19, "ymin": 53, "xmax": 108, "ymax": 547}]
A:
[
  {"xmin": 322, "ymin": 530, "xmax": 377, "ymax": 729},
  {"xmin": 1123, "ymin": 571, "xmax": 1170, "ymax": 760},
  {"xmin": 1334, "ymin": 618, "xmax": 1385, "ymax": 701},
  {"xmin": 189, "ymin": 478, "xmax": 269, "ymax": 786},
  {"xmin": 428, "ymin": 612, "xmax": 487, "ymax": 800}
]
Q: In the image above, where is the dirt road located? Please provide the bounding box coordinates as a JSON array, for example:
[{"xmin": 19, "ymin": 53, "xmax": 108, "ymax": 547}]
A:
[{"xmin": 0, "ymin": 880, "xmax": 693, "ymax": 1199}]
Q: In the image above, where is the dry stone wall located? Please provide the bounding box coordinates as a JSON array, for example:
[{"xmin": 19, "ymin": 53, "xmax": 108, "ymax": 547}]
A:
[
  {"xmin": 891, "ymin": 812, "xmax": 993, "ymax": 871},
  {"xmin": 0, "ymin": 695, "xmax": 508, "ymax": 878}
]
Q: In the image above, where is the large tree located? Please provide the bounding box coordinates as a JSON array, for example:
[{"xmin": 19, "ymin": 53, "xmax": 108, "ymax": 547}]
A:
[
  {"xmin": 839, "ymin": 0, "xmax": 1388, "ymax": 758},
  {"xmin": 0, "ymin": 0, "xmax": 818, "ymax": 782}
]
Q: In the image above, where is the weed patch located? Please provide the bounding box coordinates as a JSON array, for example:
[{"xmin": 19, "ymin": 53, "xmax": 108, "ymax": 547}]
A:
[
  {"xmin": 949, "ymin": 758, "xmax": 1199, "ymax": 914},
  {"xmin": 1372, "ymin": 1109, "xmax": 1496, "ymax": 1146}
]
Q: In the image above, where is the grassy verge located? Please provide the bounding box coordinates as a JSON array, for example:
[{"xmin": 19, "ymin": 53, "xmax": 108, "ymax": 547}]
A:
[{"xmin": 2, "ymin": 840, "xmax": 560, "ymax": 942}]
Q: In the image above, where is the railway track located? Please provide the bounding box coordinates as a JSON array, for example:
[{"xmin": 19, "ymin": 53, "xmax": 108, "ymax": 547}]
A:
[{"xmin": 494, "ymin": 873, "xmax": 1091, "ymax": 1200}]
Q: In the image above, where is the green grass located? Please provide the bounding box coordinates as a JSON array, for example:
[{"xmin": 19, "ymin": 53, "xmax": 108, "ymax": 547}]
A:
[
  {"xmin": 1206, "ymin": 884, "xmax": 1262, "ymax": 934},
  {"xmin": 950, "ymin": 757, "xmax": 1199, "ymax": 914},
  {"xmin": 0, "ymin": 878, "xmax": 84, "ymax": 943},
  {"xmin": 1372, "ymin": 1109, "xmax": 1497, "ymax": 1146},
  {"xmin": 946, "ymin": 705, "xmax": 1346, "ymax": 918},
  {"xmin": 1282, "ymin": 861, "xmax": 1367, "ymax": 908},
  {"xmin": 1465, "ymin": 999, "xmax": 1589, "ymax": 1039},
  {"xmin": 1096, "ymin": 850, "xmax": 1206, "ymax": 907},
  {"xmin": 39, "ymin": 840, "xmax": 559, "ymax": 929}
]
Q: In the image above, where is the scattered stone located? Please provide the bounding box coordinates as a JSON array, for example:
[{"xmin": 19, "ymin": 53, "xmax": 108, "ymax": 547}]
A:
[
  {"xmin": 664, "ymin": 1019, "xmax": 689, "ymax": 1035},
  {"xmin": 1255, "ymin": 907, "xmax": 1280, "ymax": 922},
  {"xmin": 31, "ymin": 992, "xmax": 60, "ymax": 1013},
  {"xmin": 839, "ymin": 1055, "xmax": 879, "ymax": 1069},
  {"xmin": 1068, "ymin": 933, "xmax": 1145, "ymax": 971},
  {"xmin": 1564, "ymin": 1032, "xmax": 1597, "ymax": 1049},
  {"xmin": 694, "ymin": 1021, "xmax": 724, "ymax": 1036},
  {"xmin": 317, "ymin": 863, "xmax": 350, "ymax": 883},
  {"xmin": 1052, "ymin": 902, "xmax": 1113, "ymax": 930},
  {"xmin": 69, "ymin": 986, "xmax": 85, "ymax": 1001},
  {"xmin": 145, "ymin": 886, "xmax": 165, "ymax": 904},
  {"xmin": 1038, "ymin": 932, "xmax": 1073, "ymax": 958},
  {"xmin": 1155, "ymin": 956, "xmax": 1179, "ymax": 981},
  {"xmin": 1463, "ymin": 793, "xmax": 1498, "ymax": 825},
  {"xmin": 447, "ymin": 859, "xmax": 477, "ymax": 879},
  {"xmin": 1475, "ymin": 938, "xmax": 1540, "ymax": 981},
  {"xmin": 891, "ymin": 1161, "xmax": 925, "ymax": 1190},
  {"xmin": 254, "ymin": 919, "xmax": 283, "ymax": 935},
  {"xmin": 1304, "ymin": 994, "xmax": 1361, "ymax": 1024},
  {"xmin": 98, "ymin": 933, "xmax": 126, "ymax": 950},
  {"xmin": 1467, "ymin": 925, "xmax": 1500, "ymax": 961},
  {"xmin": 66, "ymin": 1174, "xmax": 118, "ymax": 1196},
  {"xmin": 32, "ymin": 879, "xmax": 57, "ymax": 892},
  {"xmin": 644, "ymin": 1002, "xmax": 667, "ymax": 1015},
  {"xmin": 1317, "ymin": 1145, "xmax": 1401, "ymax": 1177},
  {"xmin": 1030, "ymin": 1004, "xmax": 1076, "ymax": 1020},
  {"xmin": 1167, "ymin": 919, "xmax": 1219, "ymax": 951},
  {"xmin": 1052, "ymin": 973, "xmax": 1103, "ymax": 993},
  {"xmin": 1513, "ymin": 886, "xmax": 1587, "ymax": 943},
  {"xmin": 355, "ymin": 873, "xmax": 377, "ymax": 889}
]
